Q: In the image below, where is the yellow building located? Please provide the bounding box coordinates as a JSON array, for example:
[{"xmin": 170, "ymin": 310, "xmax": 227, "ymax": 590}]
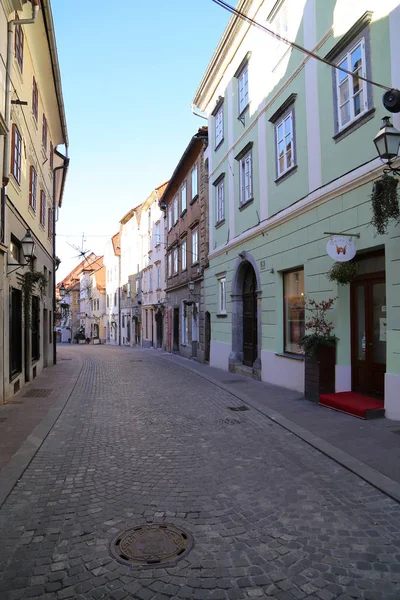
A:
[{"xmin": 0, "ymin": 0, "xmax": 69, "ymax": 402}]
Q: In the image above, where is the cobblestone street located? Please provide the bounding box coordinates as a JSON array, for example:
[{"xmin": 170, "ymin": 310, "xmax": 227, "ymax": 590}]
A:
[{"xmin": 1, "ymin": 345, "xmax": 400, "ymax": 600}]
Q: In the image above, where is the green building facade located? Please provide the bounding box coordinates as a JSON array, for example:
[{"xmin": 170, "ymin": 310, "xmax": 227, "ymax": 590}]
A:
[{"xmin": 192, "ymin": 0, "xmax": 400, "ymax": 419}]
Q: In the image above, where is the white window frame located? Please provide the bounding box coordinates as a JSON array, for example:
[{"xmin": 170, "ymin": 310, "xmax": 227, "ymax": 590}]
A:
[
  {"xmin": 181, "ymin": 182, "xmax": 187, "ymax": 213},
  {"xmin": 173, "ymin": 196, "xmax": 179, "ymax": 224},
  {"xmin": 276, "ymin": 110, "xmax": 295, "ymax": 178},
  {"xmin": 215, "ymin": 104, "xmax": 224, "ymax": 148},
  {"xmin": 218, "ymin": 277, "xmax": 227, "ymax": 314},
  {"xmin": 238, "ymin": 64, "xmax": 249, "ymax": 115},
  {"xmin": 168, "ymin": 206, "xmax": 173, "ymax": 230},
  {"xmin": 168, "ymin": 253, "xmax": 172, "ymax": 277},
  {"xmin": 181, "ymin": 239, "xmax": 187, "ymax": 271},
  {"xmin": 191, "ymin": 165, "xmax": 198, "ymax": 199},
  {"xmin": 149, "ymin": 270, "xmax": 152, "ymax": 291},
  {"xmin": 173, "ymin": 248, "xmax": 178, "ymax": 274},
  {"xmin": 155, "ymin": 222, "xmax": 160, "ymax": 245},
  {"xmin": 216, "ymin": 178, "xmax": 225, "ymax": 224},
  {"xmin": 192, "ymin": 230, "xmax": 199, "ymax": 265},
  {"xmin": 239, "ymin": 149, "xmax": 253, "ymax": 206},
  {"xmin": 336, "ymin": 38, "xmax": 368, "ymax": 131},
  {"xmin": 156, "ymin": 265, "xmax": 161, "ymax": 289},
  {"xmin": 127, "ymin": 280, "xmax": 131, "ymax": 298},
  {"xmin": 136, "ymin": 278, "xmax": 140, "ymax": 294}
]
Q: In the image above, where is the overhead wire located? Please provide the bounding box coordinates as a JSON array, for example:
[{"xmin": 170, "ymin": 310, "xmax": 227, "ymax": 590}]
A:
[{"xmin": 212, "ymin": 0, "xmax": 399, "ymax": 94}]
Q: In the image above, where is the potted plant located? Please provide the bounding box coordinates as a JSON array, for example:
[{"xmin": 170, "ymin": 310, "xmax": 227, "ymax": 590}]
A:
[
  {"xmin": 299, "ymin": 297, "xmax": 337, "ymax": 402},
  {"xmin": 370, "ymin": 173, "xmax": 400, "ymax": 235},
  {"xmin": 327, "ymin": 261, "xmax": 358, "ymax": 286}
]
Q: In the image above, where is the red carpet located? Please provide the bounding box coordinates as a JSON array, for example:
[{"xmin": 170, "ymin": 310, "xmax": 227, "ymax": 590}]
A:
[{"xmin": 319, "ymin": 391, "xmax": 385, "ymax": 419}]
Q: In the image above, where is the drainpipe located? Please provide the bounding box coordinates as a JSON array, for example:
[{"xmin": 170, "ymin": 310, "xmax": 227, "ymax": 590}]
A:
[
  {"xmin": 190, "ymin": 103, "xmax": 208, "ymax": 120},
  {"xmin": 52, "ymin": 148, "xmax": 70, "ymax": 365},
  {"xmin": 1, "ymin": 0, "xmax": 40, "ymax": 243}
]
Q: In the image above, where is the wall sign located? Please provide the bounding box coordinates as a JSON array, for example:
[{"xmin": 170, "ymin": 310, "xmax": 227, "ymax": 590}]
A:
[{"xmin": 326, "ymin": 236, "xmax": 356, "ymax": 262}]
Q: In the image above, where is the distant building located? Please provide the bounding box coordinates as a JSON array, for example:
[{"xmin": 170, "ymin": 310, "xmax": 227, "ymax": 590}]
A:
[{"xmin": 104, "ymin": 232, "xmax": 121, "ymax": 345}]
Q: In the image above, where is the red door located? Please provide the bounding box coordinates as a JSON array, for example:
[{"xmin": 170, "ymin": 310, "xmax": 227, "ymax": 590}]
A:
[{"xmin": 351, "ymin": 273, "xmax": 386, "ymax": 397}]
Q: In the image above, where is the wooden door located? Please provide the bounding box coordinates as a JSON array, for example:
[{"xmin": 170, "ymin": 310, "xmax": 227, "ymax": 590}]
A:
[
  {"xmin": 351, "ymin": 273, "xmax": 386, "ymax": 397},
  {"xmin": 173, "ymin": 307, "xmax": 179, "ymax": 352},
  {"xmin": 243, "ymin": 265, "xmax": 257, "ymax": 367}
]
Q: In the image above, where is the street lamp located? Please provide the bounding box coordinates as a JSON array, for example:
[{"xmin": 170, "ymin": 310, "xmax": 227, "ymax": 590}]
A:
[
  {"xmin": 59, "ymin": 283, "xmax": 66, "ymax": 299},
  {"xmin": 21, "ymin": 228, "xmax": 36, "ymax": 263},
  {"xmin": 373, "ymin": 116, "xmax": 400, "ymax": 167}
]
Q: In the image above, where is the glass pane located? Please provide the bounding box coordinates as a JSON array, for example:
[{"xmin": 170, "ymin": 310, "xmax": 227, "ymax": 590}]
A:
[
  {"xmin": 285, "ymin": 115, "xmax": 291, "ymax": 135},
  {"xmin": 351, "ymin": 44, "xmax": 362, "ymax": 73},
  {"xmin": 338, "ymin": 58, "xmax": 348, "ymax": 82},
  {"xmin": 340, "ymin": 101, "xmax": 350, "ymax": 126},
  {"xmin": 286, "ymin": 145, "xmax": 292, "ymax": 168},
  {"xmin": 277, "ymin": 123, "xmax": 283, "ymax": 141},
  {"xmin": 279, "ymin": 153, "xmax": 285, "ymax": 174},
  {"xmin": 353, "ymin": 89, "xmax": 363, "ymax": 116},
  {"xmin": 339, "ymin": 79, "xmax": 349, "ymax": 104},
  {"xmin": 353, "ymin": 68, "xmax": 361, "ymax": 95},
  {"xmin": 372, "ymin": 283, "xmax": 386, "ymax": 364},
  {"xmin": 357, "ymin": 286, "xmax": 366, "ymax": 361},
  {"xmin": 284, "ymin": 270, "xmax": 305, "ymax": 353}
]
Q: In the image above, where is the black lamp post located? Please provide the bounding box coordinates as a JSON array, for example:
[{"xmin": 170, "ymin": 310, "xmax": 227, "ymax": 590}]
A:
[
  {"xmin": 59, "ymin": 283, "xmax": 66, "ymax": 299},
  {"xmin": 21, "ymin": 228, "xmax": 36, "ymax": 263}
]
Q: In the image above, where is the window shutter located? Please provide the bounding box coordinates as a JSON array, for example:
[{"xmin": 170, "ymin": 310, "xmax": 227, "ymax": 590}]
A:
[{"xmin": 10, "ymin": 124, "xmax": 15, "ymax": 175}]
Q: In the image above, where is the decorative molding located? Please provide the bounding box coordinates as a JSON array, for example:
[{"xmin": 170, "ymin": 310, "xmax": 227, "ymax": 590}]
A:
[
  {"xmin": 268, "ymin": 93, "xmax": 297, "ymax": 124},
  {"xmin": 234, "ymin": 51, "xmax": 252, "ymax": 79},
  {"xmin": 234, "ymin": 141, "xmax": 253, "ymax": 161},
  {"xmin": 325, "ymin": 11, "xmax": 373, "ymax": 61},
  {"xmin": 211, "ymin": 96, "xmax": 224, "ymax": 117},
  {"xmin": 212, "ymin": 172, "xmax": 226, "ymax": 186}
]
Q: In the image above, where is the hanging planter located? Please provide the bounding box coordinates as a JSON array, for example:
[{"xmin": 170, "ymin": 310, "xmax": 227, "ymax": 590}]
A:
[
  {"xmin": 327, "ymin": 261, "xmax": 358, "ymax": 286},
  {"xmin": 370, "ymin": 173, "xmax": 400, "ymax": 235},
  {"xmin": 22, "ymin": 270, "xmax": 48, "ymax": 329}
]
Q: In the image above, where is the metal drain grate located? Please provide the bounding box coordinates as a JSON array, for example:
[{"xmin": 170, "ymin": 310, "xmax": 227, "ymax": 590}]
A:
[
  {"xmin": 22, "ymin": 389, "xmax": 54, "ymax": 398},
  {"xmin": 130, "ymin": 359, "xmax": 143, "ymax": 362},
  {"xmin": 109, "ymin": 524, "xmax": 193, "ymax": 568},
  {"xmin": 228, "ymin": 406, "xmax": 249, "ymax": 412},
  {"xmin": 221, "ymin": 379, "xmax": 247, "ymax": 384},
  {"xmin": 218, "ymin": 418, "xmax": 242, "ymax": 426},
  {"xmin": 0, "ymin": 418, "xmax": 7, "ymax": 423},
  {"xmin": 392, "ymin": 429, "xmax": 400, "ymax": 435}
]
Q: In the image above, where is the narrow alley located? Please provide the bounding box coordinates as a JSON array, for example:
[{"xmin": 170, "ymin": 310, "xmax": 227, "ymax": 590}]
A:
[{"xmin": 0, "ymin": 346, "xmax": 400, "ymax": 600}]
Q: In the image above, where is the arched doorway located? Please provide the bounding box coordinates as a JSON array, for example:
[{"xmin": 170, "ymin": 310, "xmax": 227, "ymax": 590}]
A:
[
  {"xmin": 229, "ymin": 252, "xmax": 262, "ymax": 379},
  {"xmin": 243, "ymin": 263, "xmax": 257, "ymax": 367}
]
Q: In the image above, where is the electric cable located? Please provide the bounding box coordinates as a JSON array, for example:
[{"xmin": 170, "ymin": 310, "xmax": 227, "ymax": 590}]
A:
[{"xmin": 212, "ymin": 0, "xmax": 400, "ymax": 94}]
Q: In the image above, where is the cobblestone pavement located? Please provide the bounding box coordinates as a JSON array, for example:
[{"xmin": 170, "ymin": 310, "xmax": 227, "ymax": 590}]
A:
[{"xmin": 1, "ymin": 346, "xmax": 400, "ymax": 600}]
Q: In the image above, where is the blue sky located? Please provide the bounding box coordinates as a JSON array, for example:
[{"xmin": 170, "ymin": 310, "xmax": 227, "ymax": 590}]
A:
[{"xmin": 54, "ymin": 0, "xmax": 230, "ymax": 281}]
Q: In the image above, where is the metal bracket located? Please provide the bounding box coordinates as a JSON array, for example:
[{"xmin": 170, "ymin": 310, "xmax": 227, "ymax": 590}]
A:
[{"xmin": 323, "ymin": 231, "xmax": 360, "ymax": 239}]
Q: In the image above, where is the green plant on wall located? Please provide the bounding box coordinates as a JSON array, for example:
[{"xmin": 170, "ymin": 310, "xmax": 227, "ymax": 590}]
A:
[
  {"xmin": 327, "ymin": 261, "xmax": 358, "ymax": 286},
  {"xmin": 371, "ymin": 173, "xmax": 400, "ymax": 235},
  {"xmin": 22, "ymin": 269, "xmax": 48, "ymax": 329}
]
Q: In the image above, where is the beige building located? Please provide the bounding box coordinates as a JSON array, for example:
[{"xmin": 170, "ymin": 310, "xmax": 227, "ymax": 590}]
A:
[{"xmin": 0, "ymin": 0, "xmax": 68, "ymax": 402}]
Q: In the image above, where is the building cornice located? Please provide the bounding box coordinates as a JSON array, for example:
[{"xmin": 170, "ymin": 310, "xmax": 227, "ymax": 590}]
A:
[
  {"xmin": 4, "ymin": 0, "xmax": 25, "ymax": 15},
  {"xmin": 209, "ymin": 157, "xmax": 391, "ymax": 261},
  {"xmin": 192, "ymin": 0, "xmax": 260, "ymax": 111},
  {"xmin": 41, "ymin": 0, "xmax": 69, "ymax": 146}
]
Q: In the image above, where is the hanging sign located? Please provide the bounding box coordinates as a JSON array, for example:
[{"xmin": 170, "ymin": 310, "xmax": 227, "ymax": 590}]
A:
[{"xmin": 326, "ymin": 236, "xmax": 356, "ymax": 262}]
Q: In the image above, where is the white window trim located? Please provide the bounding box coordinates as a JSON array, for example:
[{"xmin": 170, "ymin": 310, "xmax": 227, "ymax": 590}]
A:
[
  {"xmin": 181, "ymin": 182, "xmax": 187, "ymax": 213},
  {"xmin": 192, "ymin": 230, "xmax": 199, "ymax": 265},
  {"xmin": 173, "ymin": 196, "xmax": 179, "ymax": 224},
  {"xmin": 168, "ymin": 206, "xmax": 173, "ymax": 231},
  {"xmin": 336, "ymin": 38, "xmax": 368, "ymax": 132},
  {"xmin": 191, "ymin": 165, "xmax": 198, "ymax": 199},
  {"xmin": 216, "ymin": 179, "xmax": 225, "ymax": 223},
  {"xmin": 215, "ymin": 104, "xmax": 224, "ymax": 148},
  {"xmin": 218, "ymin": 277, "xmax": 227, "ymax": 314},
  {"xmin": 181, "ymin": 239, "xmax": 187, "ymax": 271},
  {"xmin": 239, "ymin": 150, "xmax": 253, "ymax": 206},
  {"xmin": 275, "ymin": 110, "xmax": 295, "ymax": 178},
  {"xmin": 238, "ymin": 64, "xmax": 249, "ymax": 115},
  {"xmin": 173, "ymin": 247, "xmax": 178, "ymax": 274}
]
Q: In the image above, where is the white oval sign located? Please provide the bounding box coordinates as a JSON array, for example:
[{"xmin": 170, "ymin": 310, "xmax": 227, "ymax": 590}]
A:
[{"xmin": 326, "ymin": 236, "xmax": 356, "ymax": 262}]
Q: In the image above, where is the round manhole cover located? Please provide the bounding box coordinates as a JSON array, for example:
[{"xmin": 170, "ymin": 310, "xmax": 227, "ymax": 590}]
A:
[{"xmin": 109, "ymin": 524, "xmax": 194, "ymax": 568}]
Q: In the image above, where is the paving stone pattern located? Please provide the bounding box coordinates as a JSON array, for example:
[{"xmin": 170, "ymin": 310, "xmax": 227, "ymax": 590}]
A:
[{"xmin": 1, "ymin": 346, "xmax": 400, "ymax": 600}]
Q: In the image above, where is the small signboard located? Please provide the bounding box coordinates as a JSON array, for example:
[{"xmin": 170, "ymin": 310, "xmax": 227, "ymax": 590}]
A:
[{"xmin": 326, "ymin": 236, "xmax": 356, "ymax": 262}]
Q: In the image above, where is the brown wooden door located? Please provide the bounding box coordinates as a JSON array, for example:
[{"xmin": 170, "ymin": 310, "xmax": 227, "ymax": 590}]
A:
[
  {"xmin": 351, "ymin": 273, "xmax": 386, "ymax": 397},
  {"xmin": 243, "ymin": 265, "xmax": 257, "ymax": 367}
]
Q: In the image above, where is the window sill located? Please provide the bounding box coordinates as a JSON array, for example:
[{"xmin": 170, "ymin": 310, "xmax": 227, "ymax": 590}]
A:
[
  {"xmin": 238, "ymin": 198, "xmax": 254, "ymax": 211},
  {"xmin": 238, "ymin": 104, "xmax": 249, "ymax": 120},
  {"xmin": 190, "ymin": 194, "xmax": 199, "ymax": 205},
  {"xmin": 275, "ymin": 352, "xmax": 304, "ymax": 361},
  {"xmin": 215, "ymin": 139, "xmax": 224, "ymax": 151},
  {"xmin": 275, "ymin": 165, "xmax": 297, "ymax": 185},
  {"xmin": 215, "ymin": 219, "xmax": 225, "ymax": 229},
  {"xmin": 41, "ymin": 146, "xmax": 47, "ymax": 161},
  {"xmin": 180, "ymin": 208, "xmax": 187, "ymax": 218},
  {"xmin": 192, "ymin": 261, "xmax": 199, "ymax": 267},
  {"xmin": 28, "ymin": 205, "xmax": 36, "ymax": 218},
  {"xmin": 333, "ymin": 107, "xmax": 375, "ymax": 143},
  {"xmin": 216, "ymin": 312, "xmax": 228, "ymax": 318}
]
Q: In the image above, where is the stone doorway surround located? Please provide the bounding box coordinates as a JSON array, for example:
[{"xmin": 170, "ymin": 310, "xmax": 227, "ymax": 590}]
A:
[{"xmin": 228, "ymin": 251, "xmax": 262, "ymax": 380}]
